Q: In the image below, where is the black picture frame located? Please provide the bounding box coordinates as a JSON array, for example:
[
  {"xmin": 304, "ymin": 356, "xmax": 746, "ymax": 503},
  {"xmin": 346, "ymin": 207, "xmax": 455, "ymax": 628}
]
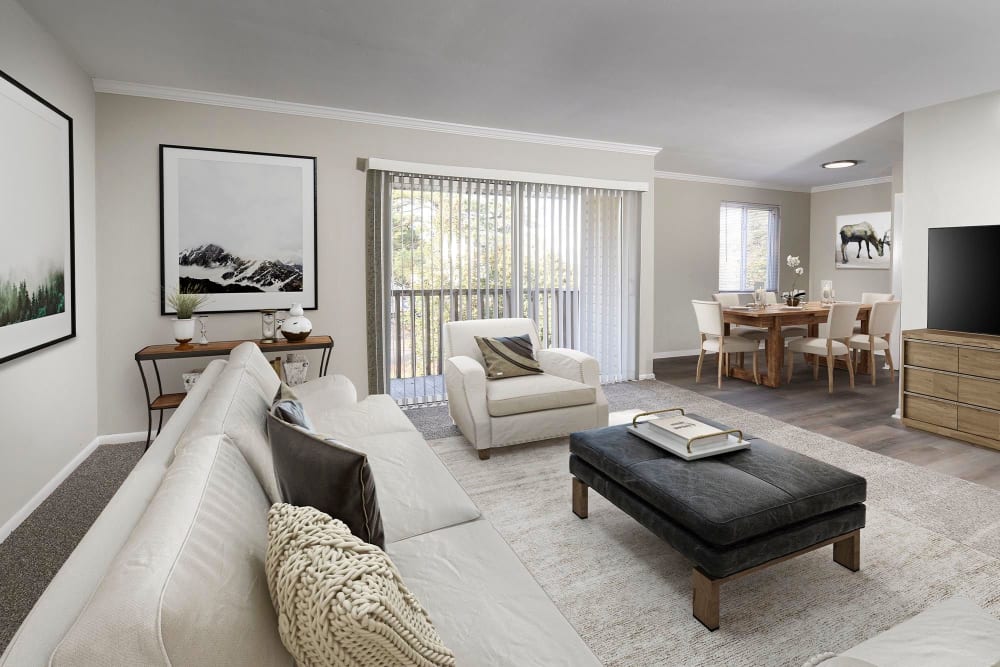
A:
[
  {"xmin": 0, "ymin": 68, "xmax": 76, "ymax": 366},
  {"xmin": 159, "ymin": 144, "xmax": 318, "ymax": 314}
]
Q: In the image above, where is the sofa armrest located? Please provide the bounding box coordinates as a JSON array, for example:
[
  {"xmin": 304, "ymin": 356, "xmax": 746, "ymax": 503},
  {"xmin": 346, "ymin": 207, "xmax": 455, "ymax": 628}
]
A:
[
  {"xmin": 444, "ymin": 356, "xmax": 491, "ymax": 448},
  {"xmin": 538, "ymin": 348, "xmax": 600, "ymax": 386}
]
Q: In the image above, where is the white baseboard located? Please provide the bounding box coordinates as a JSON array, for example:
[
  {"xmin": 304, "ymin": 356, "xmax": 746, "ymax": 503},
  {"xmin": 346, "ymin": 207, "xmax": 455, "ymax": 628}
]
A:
[
  {"xmin": 638, "ymin": 373, "xmax": 657, "ymax": 380},
  {"xmin": 653, "ymin": 349, "xmax": 701, "ymax": 359},
  {"xmin": 98, "ymin": 431, "xmax": 151, "ymax": 445},
  {"xmin": 0, "ymin": 431, "xmax": 152, "ymax": 543}
]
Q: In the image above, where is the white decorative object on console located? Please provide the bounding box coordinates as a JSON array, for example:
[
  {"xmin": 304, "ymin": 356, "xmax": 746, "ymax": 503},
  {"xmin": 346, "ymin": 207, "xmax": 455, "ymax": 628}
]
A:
[{"xmin": 280, "ymin": 303, "xmax": 312, "ymax": 342}]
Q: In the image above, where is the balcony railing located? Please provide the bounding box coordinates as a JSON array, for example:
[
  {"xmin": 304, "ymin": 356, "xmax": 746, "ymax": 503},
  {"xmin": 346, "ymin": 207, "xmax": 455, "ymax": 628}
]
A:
[{"xmin": 389, "ymin": 287, "xmax": 580, "ymax": 403}]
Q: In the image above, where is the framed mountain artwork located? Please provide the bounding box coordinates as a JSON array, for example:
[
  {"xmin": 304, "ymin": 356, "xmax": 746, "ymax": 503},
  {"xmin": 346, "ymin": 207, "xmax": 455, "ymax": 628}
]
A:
[
  {"xmin": 160, "ymin": 145, "xmax": 317, "ymax": 314},
  {"xmin": 0, "ymin": 68, "xmax": 76, "ymax": 365}
]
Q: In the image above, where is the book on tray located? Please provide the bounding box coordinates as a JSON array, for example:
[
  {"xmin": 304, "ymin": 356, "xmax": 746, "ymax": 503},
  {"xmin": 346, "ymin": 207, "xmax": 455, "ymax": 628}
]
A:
[{"xmin": 647, "ymin": 415, "xmax": 728, "ymax": 446}]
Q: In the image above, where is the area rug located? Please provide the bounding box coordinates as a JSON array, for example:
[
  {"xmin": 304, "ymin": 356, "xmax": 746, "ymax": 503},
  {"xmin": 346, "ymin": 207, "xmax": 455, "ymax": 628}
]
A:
[{"xmin": 422, "ymin": 380, "xmax": 1000, "ymax": 667}]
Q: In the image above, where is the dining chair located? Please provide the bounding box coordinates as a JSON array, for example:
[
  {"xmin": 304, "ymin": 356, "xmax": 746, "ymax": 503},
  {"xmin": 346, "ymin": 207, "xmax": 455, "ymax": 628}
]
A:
[
  {"xmin": 693, "ymin": 300, "xmax": 760, "ymax": 388},
  {"xmin": 856, "ymin": 292, "xmax": 895, "ymax": 333},
  {"xmin": 786, "ymin": 302, "xmax": 861, "ymax": 393},
  {"xmin": 848, "ymin": 300, "xmax": 901, "ymax": 386},
  {"xmin": 713, "ymin": 293, "xmax": 768, "ymax": 343}
]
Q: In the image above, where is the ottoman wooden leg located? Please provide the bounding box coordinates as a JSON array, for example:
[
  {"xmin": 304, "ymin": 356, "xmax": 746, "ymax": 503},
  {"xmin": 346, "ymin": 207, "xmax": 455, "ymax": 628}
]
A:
[
  {"xmin": 692, "ymin": 568, "xmax": 720, "ymax": 631},
  {"xmin": 833, "ymin": 530, "xmax": 861, "ymax": 571},
  {"xmin": 572, "ymin": 477, "xmax": 589, "ymax": 519}
]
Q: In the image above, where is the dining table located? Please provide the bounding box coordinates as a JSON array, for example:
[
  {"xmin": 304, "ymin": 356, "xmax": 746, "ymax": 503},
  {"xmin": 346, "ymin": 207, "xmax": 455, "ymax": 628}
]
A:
[{"xmin": 722, "ymin": 301, "xmax": 873, "ymax": 388}]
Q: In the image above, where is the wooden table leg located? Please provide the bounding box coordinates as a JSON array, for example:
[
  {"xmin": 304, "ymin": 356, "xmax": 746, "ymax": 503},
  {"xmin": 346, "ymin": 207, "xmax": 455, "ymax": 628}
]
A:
[
  {"xmin": 692, "ymin": 568, "xmax": 720, "ymax": 631},
  {"xmin": 764, "ymin": 321, "xmax": 783, "ymax": 388},
  {"xmin": 572, "ymin": 477, "xmax": 589, "ymax": 519},
  {"xmin": 833, "ymin": 530, "xmax": 861, "ymax": 571}
]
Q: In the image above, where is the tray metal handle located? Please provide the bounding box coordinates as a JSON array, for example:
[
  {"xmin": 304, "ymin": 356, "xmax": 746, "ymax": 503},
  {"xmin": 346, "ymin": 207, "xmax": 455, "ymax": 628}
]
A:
[
  {"xmin": 686, "ymin": 429, "xmax": 744, "ymax": 453},
  {"xmin": 631, "ymin": 407, "xmax": 685, "ymax": 427}
]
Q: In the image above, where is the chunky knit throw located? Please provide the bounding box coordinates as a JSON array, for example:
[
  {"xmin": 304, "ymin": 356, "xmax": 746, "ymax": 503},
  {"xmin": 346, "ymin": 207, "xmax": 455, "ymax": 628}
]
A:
[{"xmin": 266, "ymin": 503, "xmax": 456, "ymax": 667}]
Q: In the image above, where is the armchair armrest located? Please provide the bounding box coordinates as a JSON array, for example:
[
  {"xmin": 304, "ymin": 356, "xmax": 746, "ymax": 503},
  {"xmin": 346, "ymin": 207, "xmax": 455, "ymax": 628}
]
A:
[
  {"xmin": 538, "ymin": 348, "xmax": 600, "ymax": 387},
  {"xmin": 444, "ymin": 356, "xmax": 491, "ymax": 447}
]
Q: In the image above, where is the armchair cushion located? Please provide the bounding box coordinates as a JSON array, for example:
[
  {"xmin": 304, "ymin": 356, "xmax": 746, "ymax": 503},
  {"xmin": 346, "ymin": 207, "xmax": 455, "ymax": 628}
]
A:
[
  {"xmin": 537, "ymin": 348, "xmax": 600, "ymax": 386},
  {"xmin": 475, "ymin": 334, "xmax": 543, "ymax": 379},
  {"xmin": 485, "ymin": 373, "xmax": 596, "ymax": 417}
]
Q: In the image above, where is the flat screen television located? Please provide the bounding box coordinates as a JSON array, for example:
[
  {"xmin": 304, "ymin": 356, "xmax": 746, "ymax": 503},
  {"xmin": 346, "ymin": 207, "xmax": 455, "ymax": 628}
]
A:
[{"xmin": 927, "ymin": 225, "xmax": 1000, "ymax": 336}]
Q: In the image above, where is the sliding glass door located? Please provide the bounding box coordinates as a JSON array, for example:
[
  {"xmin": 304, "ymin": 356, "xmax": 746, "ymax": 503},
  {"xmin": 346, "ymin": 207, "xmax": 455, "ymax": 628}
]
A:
[{"xmin": 367, "ymin": 170, "xmax": 639, "ymax": 406}]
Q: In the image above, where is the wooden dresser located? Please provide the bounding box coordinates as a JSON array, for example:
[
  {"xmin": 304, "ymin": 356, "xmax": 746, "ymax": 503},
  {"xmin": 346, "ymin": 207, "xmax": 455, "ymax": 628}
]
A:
[{"xmin": 902, "ymin": 329, "xmax": 1000, "ymax": 451}]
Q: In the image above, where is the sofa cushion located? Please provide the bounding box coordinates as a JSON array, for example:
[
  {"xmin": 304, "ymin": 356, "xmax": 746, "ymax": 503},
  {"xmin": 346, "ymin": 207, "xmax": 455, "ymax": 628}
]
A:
[
  {"xmin": 485, "ymin": 373, "xmax": 596, "ymax": 417},
  {"xmin": 178, "ymin": 341, "xmax": 282, "ymax": 502},
  {"xmin": 387, "ymin": 519, "xmax": 602, "ymax": 667},
  {"xmin": 475, "ymin": 334, "xmax": 543, "ymax": 379},
  {"xmin": 306, "ymin": 395, "xmax": 481, "ymax": 544},
  {"xmin": 267, "ymin": 411, "xmax": 385, "ymax": 548},
  {"xmin": 266, "ymin": 504, "xmax": 455, "ymax": 667},
  {"xmin": 0, "ymin": 359, "xmax": 228, "ymax": 667},
  {"xmin": 51, "ymin": 434, "xmax": 292, "ymax": 667}
]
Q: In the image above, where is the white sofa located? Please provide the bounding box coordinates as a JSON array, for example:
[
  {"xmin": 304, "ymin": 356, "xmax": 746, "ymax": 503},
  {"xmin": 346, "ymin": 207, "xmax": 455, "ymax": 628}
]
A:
[
  {"xmin": 0, "ymin": 342, "xmax": 600, "ymax": 666},
  {"xmin": 444, "ymin": 317, "xmax": 609, "ymax": 459}
]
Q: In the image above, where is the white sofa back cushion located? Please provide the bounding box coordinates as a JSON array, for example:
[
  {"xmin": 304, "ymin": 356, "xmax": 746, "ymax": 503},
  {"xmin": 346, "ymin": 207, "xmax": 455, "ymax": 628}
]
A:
[
  {"xmin": 0, "ymin": 360, "xmax": 228, "ymax": 667},
  {"xmin": 50, "ymin": 434, "xmax": 292, "ymax": 667},
  {"xmin": 443, "ymin": 318, "xmax": 541, "ymax": 368},
  {"xmin": 179, "ymin": 341, "xmax": 281, "ymax": 502}
]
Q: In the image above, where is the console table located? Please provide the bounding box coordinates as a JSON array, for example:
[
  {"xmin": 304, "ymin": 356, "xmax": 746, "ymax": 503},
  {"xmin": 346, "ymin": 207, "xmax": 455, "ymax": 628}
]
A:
[{"xmin": 135, "ymin": 336, "xmax": 334, "ymax": 449}]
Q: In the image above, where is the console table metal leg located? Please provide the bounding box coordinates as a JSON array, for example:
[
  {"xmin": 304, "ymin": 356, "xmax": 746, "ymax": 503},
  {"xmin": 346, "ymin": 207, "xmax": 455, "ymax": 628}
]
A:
[{"xmin": 136, "ymin": 359, "xmax": 154, "ymax": 451}]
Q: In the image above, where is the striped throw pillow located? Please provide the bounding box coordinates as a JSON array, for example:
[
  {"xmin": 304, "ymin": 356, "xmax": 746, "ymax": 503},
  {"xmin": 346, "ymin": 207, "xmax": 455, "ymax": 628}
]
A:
[{"xmin": 474, "ymin": 334, "xmax": 543, "ymax": 380}]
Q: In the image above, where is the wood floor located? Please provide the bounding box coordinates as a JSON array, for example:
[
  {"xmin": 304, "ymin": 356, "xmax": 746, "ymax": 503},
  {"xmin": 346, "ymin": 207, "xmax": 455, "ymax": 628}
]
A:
[{"xmin": 654, "ymin": 354, "xmax": 1000, "ymax": 491}]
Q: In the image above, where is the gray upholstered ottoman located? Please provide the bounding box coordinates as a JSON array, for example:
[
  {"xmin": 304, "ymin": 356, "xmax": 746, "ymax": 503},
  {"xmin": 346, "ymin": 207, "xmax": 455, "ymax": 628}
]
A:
[{"xmin": 569, "ymin": 415, "xmax": 867, "ymax": 630}]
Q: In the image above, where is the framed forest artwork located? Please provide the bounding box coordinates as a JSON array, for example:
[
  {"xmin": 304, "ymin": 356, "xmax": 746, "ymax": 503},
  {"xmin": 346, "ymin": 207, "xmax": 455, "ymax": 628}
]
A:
[
  {"xmin": 160, "ymin": 145, "xmax": 317, "ymax": 314},
  {"xmin": 0, "ymin": 69, "xmax": 75, "ymax": 365}
]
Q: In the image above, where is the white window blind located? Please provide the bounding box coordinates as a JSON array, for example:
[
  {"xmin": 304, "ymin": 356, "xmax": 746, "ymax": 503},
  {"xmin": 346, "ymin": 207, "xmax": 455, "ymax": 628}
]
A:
[{"xmin": 718, "ymin": 202, "xmax": 779, "ymax": 292}]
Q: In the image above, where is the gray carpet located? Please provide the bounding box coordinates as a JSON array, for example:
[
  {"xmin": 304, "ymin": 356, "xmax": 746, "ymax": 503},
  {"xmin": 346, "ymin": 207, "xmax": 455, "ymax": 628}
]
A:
[{"xmin": 0, "ymin": 441, "xmax": 144, "ymax": 653}]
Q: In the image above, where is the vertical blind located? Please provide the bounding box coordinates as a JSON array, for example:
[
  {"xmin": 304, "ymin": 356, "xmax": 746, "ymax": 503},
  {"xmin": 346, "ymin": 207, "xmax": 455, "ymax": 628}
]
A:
[
  {"xmin": 366, "ymin": 170, "xmax": 640, "ymax": 405},
  {"xmin": 718, "ymin": 201, "xmax": 780, "ymax": 292}
]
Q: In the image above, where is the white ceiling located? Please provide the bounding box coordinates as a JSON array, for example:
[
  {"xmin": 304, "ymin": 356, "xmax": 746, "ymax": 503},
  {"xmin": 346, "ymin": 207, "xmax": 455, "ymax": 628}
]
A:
[{"xmin": 20, "ymin": 0, "xmax": 1000, "ymax": 188}]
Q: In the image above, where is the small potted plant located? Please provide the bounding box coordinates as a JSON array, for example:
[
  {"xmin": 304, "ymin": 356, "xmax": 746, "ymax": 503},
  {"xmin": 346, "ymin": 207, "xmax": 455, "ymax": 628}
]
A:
[
  {"xmin": 166, "ymin": 289, "xmax": 210, "ymax": 350},
  {"xmin": 783, "ymin": 255, "xmax": 806, "ymax": 306}
]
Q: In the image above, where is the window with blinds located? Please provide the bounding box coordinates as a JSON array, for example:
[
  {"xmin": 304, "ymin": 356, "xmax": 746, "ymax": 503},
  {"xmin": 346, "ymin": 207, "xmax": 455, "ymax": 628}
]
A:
[{"xmin": 718, "ymin": 202, "xmax": 780, "ymax": 292}]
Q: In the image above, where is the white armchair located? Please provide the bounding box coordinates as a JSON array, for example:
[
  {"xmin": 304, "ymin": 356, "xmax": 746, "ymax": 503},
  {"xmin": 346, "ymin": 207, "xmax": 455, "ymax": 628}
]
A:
[{"xmin": 443, "ymin": 318, "xmax": 609, "ymax": 460}]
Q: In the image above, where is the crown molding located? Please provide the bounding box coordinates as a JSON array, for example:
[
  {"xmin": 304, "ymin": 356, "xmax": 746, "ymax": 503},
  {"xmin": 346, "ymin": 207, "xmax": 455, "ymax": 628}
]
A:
[
  {"xmin": 809, "ymin": 176, "xmax": 893, "ymax": 193},
  {"xmin": 653, "ymin": 170, "xmax": 809, "ymax": 193},
  {"xmin": 93, "ymin": 79, "xmax": 662, "ymax": 156}
]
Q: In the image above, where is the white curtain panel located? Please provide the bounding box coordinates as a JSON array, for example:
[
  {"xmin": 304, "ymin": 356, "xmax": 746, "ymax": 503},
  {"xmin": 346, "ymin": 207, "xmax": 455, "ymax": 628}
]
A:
[{"xmin": 371, "ymin": 172, "xmax": 641, "ymax": 405}]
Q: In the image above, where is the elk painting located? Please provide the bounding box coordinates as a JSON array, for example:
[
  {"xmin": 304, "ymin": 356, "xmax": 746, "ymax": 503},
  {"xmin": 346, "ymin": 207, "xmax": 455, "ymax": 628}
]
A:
[{"xmin": 835, "ymin": 211, "xmax": 892, "ymax": 270}]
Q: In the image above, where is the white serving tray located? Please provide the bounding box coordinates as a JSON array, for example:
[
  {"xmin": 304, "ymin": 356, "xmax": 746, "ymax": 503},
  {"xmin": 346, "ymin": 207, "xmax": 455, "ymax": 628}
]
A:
[{"xmin": 628, "ymin": 422, "xmax": 750, "ymax": 461}]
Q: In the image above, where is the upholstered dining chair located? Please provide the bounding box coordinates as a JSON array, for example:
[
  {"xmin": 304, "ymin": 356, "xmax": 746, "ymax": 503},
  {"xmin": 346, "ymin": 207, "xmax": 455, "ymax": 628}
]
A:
[
  {"xmin": 712, "ymin": 293, "xmax": 767, "ymax": 344},
  {"xmin": 856, "ymin": 292, "xmax": 895, "ymax": 333},
  {"xmin": 786, "ymin": 302, "xmax": 861, "ymax": 393},
  {"xmin": 443, "ymin": 318, "xmax": 608, "ymax": 460},
  {"xmin": 848, "ymin": 300, "xmax": 901, "ymax": 386},
  {"xmin": 693, "ymin": 300, "xmax": 760, "ymax": 388}
]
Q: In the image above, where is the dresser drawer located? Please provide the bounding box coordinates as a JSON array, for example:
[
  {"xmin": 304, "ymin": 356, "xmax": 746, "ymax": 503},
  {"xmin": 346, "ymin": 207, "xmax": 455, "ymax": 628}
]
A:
[
  {"xmin": 904, "ymin": 341, "xmax": 958, "ymax": 372},
  {"xmin": 904, "ymin": 394, "xmax": 957, "ymax": 430},
  {"xmin": 957, "ymin": 405, "xmax": 1000, "ymax": 440},
  {"xmin": 959, "ymin": 347, "xmax": 1000, "ymax": 380},
  {"xmin": 958, "ymin": 376, "xmax": 1000, "ymax": 411},
  {"xmin": 904, "ymin": 368, "xmax": 959, "ymax": 401}
]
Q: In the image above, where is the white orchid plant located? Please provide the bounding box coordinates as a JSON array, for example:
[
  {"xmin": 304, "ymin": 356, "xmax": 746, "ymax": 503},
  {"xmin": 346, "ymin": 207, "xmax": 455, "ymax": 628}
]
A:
[{"xmin": 783, "ymin": 255, "xmax": 806, "ymax": 301}]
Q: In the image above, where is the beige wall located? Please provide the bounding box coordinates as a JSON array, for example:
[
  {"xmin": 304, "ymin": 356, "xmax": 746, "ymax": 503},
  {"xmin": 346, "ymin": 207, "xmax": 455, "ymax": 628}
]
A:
[
  {"xmin": 809, "ymin": 182, "xmax": 893, "ymax": 302},
  {"xmin": 653, "ymin": 178, "xmax": 810, "ymax": 354},
  {"xmin": 902, "ymin": 89, "xmax": 1000, "ymax": 332},
  {"xmin": 96, "ymin": 93, "xmax": 656, "ymax": 433},
  {"xmin": 0, "ymin": 0, "xmax": 97, "ymax": 534}
]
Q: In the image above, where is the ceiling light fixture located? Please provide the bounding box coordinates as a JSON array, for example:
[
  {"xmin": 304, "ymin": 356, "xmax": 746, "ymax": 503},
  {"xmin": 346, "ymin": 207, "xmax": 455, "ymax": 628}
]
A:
[{"xmin": 822, "ymin": 160, "xmax": 859, "ymax": 169}]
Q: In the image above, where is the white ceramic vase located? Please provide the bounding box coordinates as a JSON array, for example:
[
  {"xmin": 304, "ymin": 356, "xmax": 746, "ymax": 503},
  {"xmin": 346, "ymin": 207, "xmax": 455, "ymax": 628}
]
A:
[
  {"xmin": 172, "ymin": 317, "xmax": 195, "ymax": 348},
  {"xmin": 281, "ymin": 303, "xmax": 313, "ymax": 342}
]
